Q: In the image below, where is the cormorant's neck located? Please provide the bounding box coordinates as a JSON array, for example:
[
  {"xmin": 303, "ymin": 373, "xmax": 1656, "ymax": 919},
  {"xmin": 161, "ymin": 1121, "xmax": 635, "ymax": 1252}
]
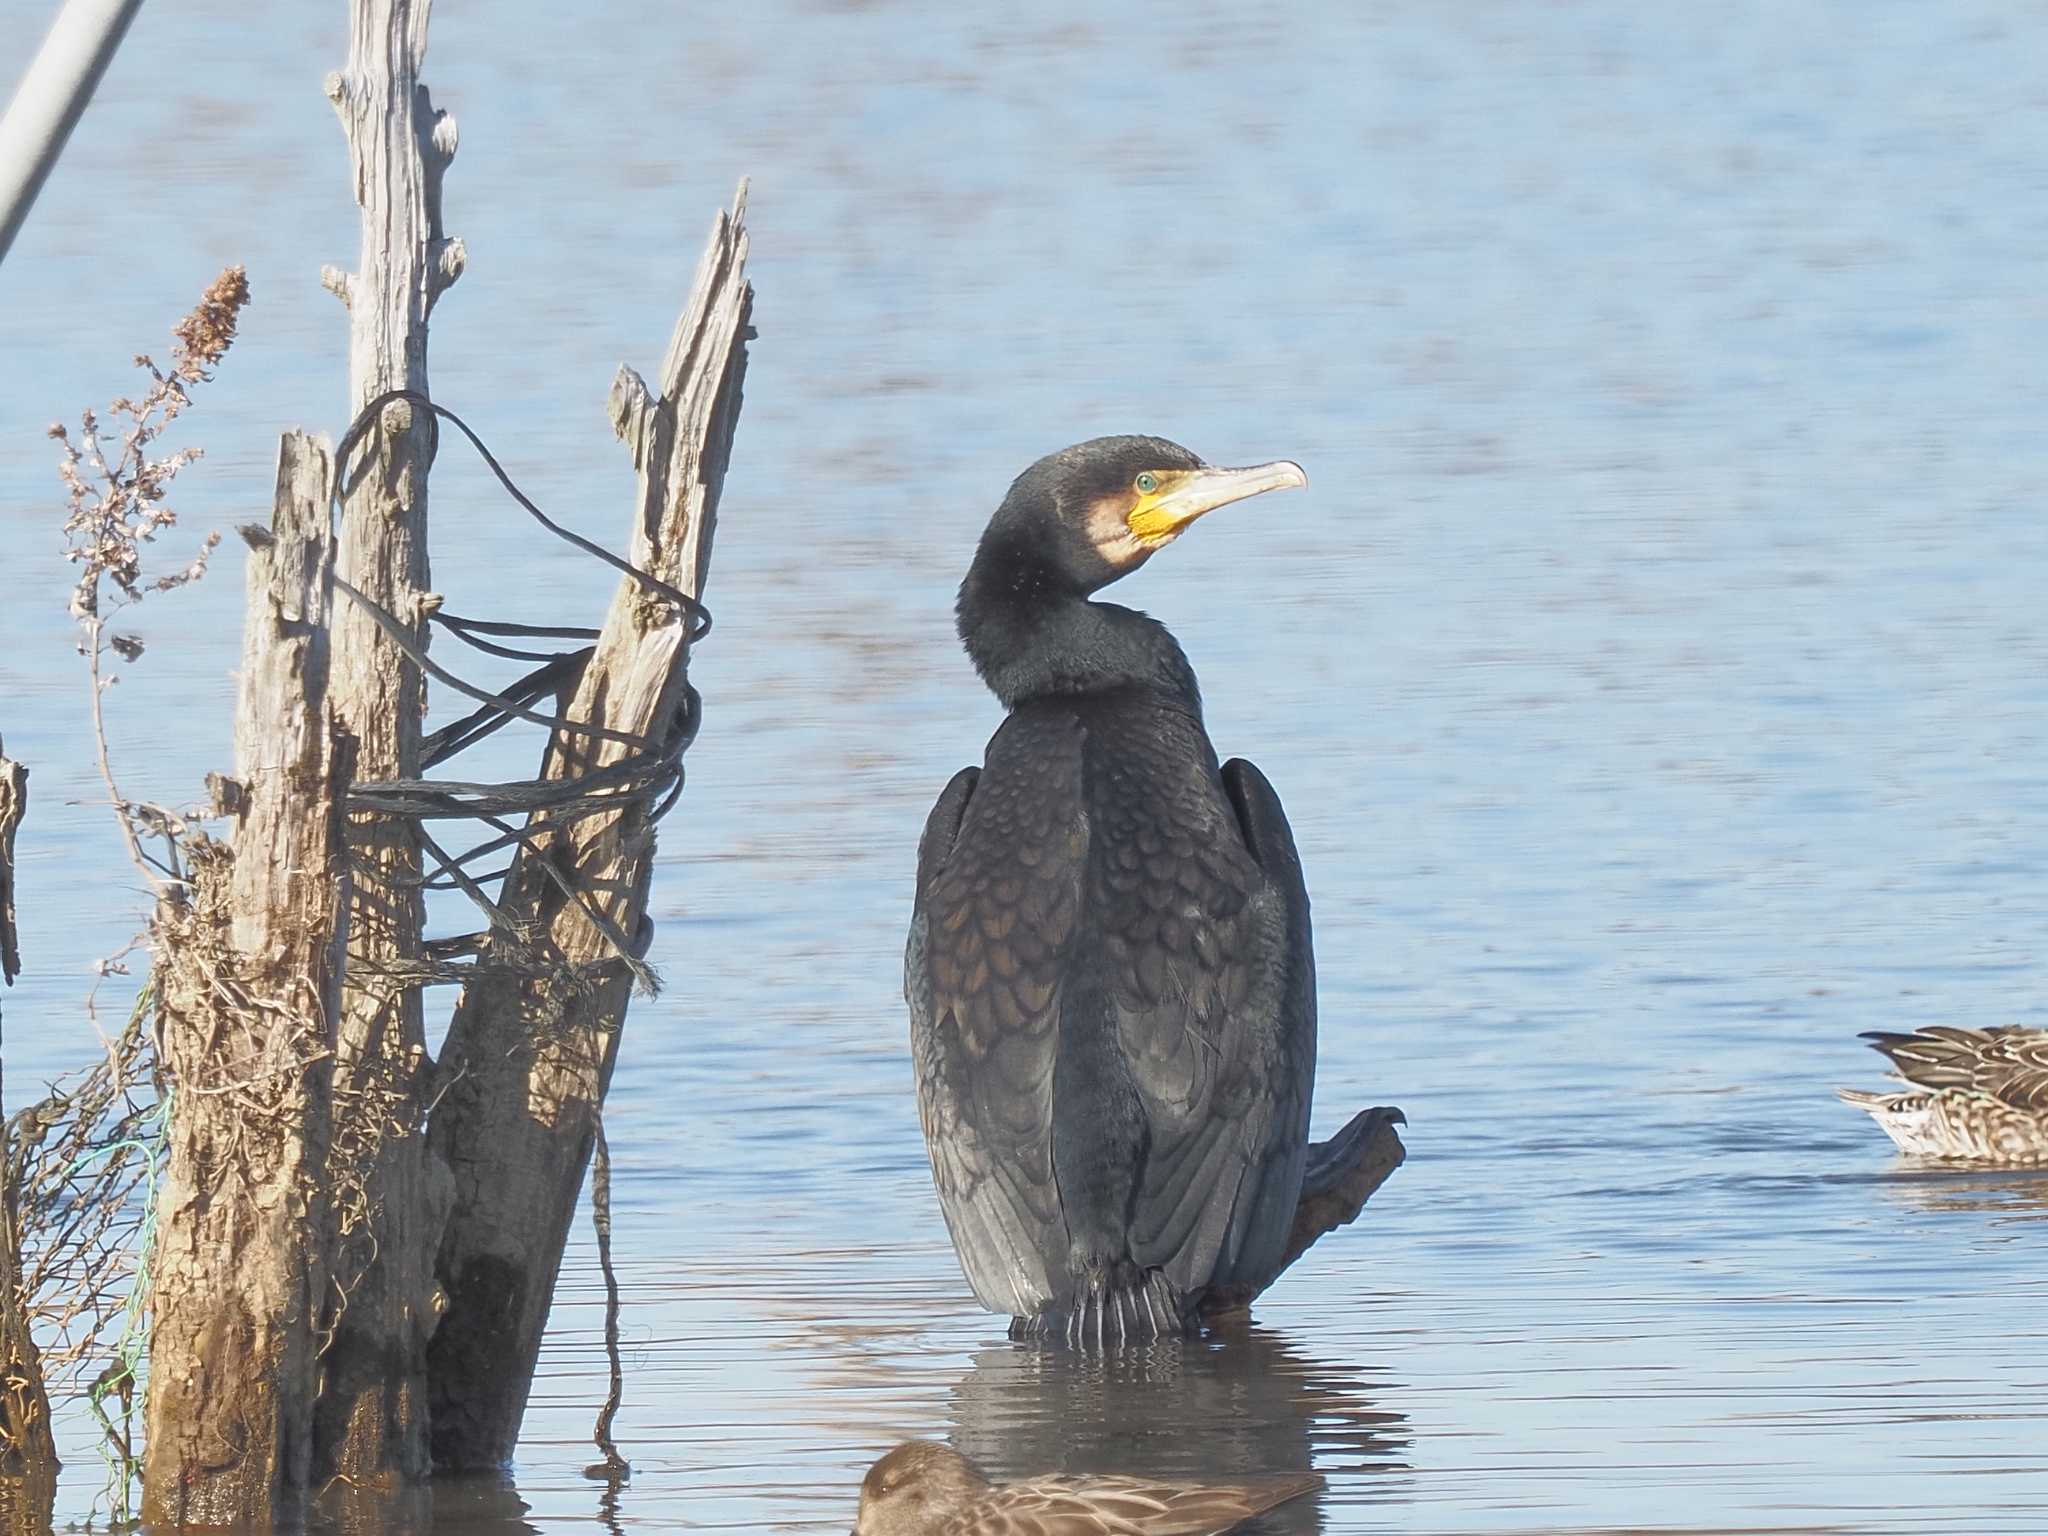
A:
[{"xmin": 956, "ymin": 551, "xmax": 1202, "ymax": 715}]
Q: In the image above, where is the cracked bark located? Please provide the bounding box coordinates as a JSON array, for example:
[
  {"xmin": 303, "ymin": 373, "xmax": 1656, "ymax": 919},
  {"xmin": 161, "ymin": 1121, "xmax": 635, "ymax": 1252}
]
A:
[
  {"xmin": 140, "ymin": 436, "xmax": 350, "ymax": 1527},
  {"xmin": 316, "ymin": 0, "xmax": 463, "ymax": 1488},
  {"xmin": 0, "ymin": 744, "xmax": 57, "ymax": 1492}
]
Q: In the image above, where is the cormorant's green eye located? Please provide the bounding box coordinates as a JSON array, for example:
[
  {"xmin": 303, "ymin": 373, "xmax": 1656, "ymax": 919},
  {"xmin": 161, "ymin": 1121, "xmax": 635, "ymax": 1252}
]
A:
[{"xmin": 1134, "ymin": 472, "xmax": 1159, "ymax": 495}]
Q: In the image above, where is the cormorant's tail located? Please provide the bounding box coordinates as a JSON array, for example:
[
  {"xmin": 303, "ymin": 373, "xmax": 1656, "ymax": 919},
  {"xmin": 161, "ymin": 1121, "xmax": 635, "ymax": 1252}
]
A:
[{"xmin": 1007, "ymin": 1270, "xmax": 1191, "ymax": 1345}]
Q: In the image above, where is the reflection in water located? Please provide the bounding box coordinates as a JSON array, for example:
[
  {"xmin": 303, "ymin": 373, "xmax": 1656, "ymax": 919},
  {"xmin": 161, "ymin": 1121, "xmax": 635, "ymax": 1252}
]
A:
[
  {"xmin": 0, "ymin": 1472, "xmax": 55, "ymax": 1536},
  {"xmin": 591, "ymin": 1470, "xmax": 627, "ymax": 1536},
  {"xmin": 15, "ymin": 1, "xmax": 2048, "ymax": 1530},
  {"xmin": 1877, "ymin": 1165, "xmax": 2048, "ymax": 1219},
  {"xmin": 944, "ymin": 1326, "xmax": 1407, "ymax": 1534},
  {"xmin": 307, "ymin": 1473, "xmax": 531, "ymax": 1536}
]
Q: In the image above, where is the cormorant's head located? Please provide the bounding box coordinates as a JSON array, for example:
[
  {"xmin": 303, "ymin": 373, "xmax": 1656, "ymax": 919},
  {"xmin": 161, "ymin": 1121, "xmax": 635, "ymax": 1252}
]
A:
[
  {"xmin": 852, "ymin": 1441, "xmax": 988, "ymax": 1535},
  {"xmin": 980, "ymin": 435, "xmax": 1308, "ymax": 597}
]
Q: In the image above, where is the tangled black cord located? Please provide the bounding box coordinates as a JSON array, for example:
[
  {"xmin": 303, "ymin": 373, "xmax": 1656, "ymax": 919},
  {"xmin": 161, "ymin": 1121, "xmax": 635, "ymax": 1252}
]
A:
[{"xmin": 329, "ymin": 389, "xmax": 708, "ymax": 990}]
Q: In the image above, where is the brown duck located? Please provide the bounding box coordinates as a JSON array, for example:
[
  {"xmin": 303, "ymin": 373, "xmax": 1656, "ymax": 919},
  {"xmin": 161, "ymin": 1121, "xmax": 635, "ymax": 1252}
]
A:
[
  {"xmin": 1839, "ymin": 1025, "xmax": 2048, "ymax": 1163},
  {"xmin": 852, "ymin": 1440, "xmax": 1321, "ymax": 1536}
]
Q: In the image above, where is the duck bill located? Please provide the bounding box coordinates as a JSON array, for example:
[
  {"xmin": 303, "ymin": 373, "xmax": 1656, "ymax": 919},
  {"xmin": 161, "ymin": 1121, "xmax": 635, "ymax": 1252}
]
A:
[{"xmin": 1128, "ymin": 459, "xmax": 1308, "ymax": 544}]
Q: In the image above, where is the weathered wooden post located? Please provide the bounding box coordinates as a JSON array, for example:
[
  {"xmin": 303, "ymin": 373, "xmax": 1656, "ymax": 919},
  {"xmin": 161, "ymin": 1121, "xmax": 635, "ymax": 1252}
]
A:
[
  {"xmin": 125, "ymin": 0, "xmax": 746, "ymax": 1500},
  {"xmin": 0, "ymin": 1106, "xmax": 51, "ymax": 1483},
  {"xmin": 314, "ymin": 0, "xmax": 463, "ymax": 1486},
  {"xmin": 0, "ymin": 748, "xmax": 21, "ymax": 992},
  {"xmin": 140, "ymin": 437, "xmax": 351, "ymax": 1527},
  {"xmin": 0, "ymin": 742, "xmax": 57, "ymax": 1488},
  {"xmin": 426, "ymin": 190, "xmax": 752, "ymax": 1467}
]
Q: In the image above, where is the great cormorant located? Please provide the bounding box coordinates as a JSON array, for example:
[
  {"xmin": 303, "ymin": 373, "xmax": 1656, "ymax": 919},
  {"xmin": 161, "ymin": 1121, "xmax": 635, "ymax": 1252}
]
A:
[{"xmin": 907, "ymin": 435, "xmax": 1319, "ymax": 1340}]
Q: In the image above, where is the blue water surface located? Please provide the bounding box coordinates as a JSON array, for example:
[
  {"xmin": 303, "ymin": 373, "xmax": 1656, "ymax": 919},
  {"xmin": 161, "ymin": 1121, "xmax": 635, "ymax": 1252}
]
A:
[{"xmin": 3, "ymin": 2, "xmax": 2046, "ymax": 1531}]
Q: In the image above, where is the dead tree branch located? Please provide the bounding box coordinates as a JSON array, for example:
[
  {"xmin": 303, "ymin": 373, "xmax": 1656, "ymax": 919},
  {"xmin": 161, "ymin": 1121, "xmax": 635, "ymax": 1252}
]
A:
[
  {"xmin": 316, "ymin": 0, "xmax": 463, "ymax": 1485},
  {"xmin": 425, "ymin": 184, "xmax": 752, "ymax": 1469},
  {"xmin": 1200, "ymin": 1107, "xmax": 1408, "ymax": 1321}
]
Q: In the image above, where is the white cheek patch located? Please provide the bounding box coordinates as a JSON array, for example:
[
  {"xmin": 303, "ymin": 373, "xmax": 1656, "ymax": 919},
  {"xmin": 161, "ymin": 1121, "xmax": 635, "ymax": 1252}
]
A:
[{"xmin": 1084, "ymin": 494, "xmax": 1153, "ymax": 563}]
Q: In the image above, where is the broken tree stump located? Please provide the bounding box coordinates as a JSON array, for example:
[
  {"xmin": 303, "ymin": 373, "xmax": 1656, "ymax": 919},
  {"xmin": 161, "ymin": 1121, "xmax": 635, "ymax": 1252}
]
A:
[
  {"xmin": 425, "ymin": 186, "xmax": 752, "ymax": 1469},
  {"xmin": 0, "ymin": 741, "xmax": 56, "ymax": 1485},
  {"xmin": 0, "ymin": 1097, "xmax": 53, "ymax": 1486},
  {"xmin": 315, "ymin": 0, "xmax": 464, "ymax": 1487},
  {"xmin": 0, "ymin": 748, "xmax": 21, "ymax": 990},
  {"xmin": 141, "ymin": 434, "xmax": 351, "ymax": 1527}
]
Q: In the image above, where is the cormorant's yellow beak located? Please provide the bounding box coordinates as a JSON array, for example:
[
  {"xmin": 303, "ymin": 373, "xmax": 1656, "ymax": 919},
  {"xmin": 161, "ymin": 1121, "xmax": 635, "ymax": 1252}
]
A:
[{"xmin": 1127, "ymin": 460, "xmax": 1309, "ymax": 547}]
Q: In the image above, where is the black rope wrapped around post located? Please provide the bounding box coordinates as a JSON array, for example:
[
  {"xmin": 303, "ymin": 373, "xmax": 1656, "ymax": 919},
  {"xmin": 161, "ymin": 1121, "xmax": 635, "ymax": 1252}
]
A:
[{"xmin": 326, "ymin": 389, "xmax": 707, "ymax": 995}]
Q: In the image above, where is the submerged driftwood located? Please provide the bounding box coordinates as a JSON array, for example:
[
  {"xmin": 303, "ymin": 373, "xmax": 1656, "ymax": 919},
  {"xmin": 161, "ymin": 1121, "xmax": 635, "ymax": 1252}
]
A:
[
  {"xmin": 1198, "ymin": 1106, "xmax": 1407, "ymax": 1321},
  {"xmin": 1285, "ymin": 1106, "xmax": 1407, "ymax": 1271}
]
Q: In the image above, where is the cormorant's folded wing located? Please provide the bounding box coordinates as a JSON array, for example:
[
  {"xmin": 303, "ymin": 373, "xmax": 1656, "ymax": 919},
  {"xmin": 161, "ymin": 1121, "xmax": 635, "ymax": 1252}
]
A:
[
  {"xmin": 1090, "ymin": 751, "xmax": 1316, "ymax": 1303},
  {"xmin": 908, "ymin": 729, "xmax": 1088, "ymax": 1319}
]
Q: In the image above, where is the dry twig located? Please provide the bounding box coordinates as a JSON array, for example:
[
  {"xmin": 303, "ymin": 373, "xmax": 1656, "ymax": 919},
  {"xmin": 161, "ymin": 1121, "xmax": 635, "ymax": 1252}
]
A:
[{"xmin": 50, "ymin": 266, "xmax": 247, "ymax": 891}]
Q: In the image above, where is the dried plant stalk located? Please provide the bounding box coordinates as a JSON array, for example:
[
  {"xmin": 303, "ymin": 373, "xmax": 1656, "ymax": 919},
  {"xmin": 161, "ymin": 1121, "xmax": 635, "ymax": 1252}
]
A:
[{"xmin": 50, "ymin": 265, "xmax": 246, "ymax": 892}]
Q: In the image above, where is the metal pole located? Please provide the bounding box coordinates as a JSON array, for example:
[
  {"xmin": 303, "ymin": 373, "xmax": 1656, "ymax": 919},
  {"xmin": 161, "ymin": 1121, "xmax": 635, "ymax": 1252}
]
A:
[{"xmin": 0, "ymin": 0, "xmax": 145, "ymax": 266}]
